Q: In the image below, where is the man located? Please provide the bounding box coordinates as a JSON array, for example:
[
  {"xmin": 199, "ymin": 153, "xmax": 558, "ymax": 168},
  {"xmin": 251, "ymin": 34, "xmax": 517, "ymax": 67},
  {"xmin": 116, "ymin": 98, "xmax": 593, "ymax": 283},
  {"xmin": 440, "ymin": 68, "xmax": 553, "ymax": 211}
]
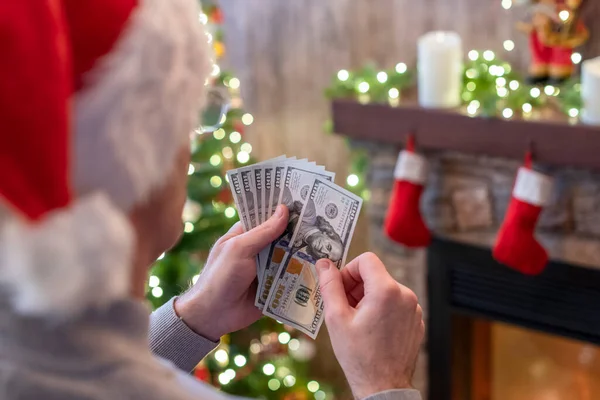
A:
[{"xmin": 0, "ymin": 1, "xmax": 424, "ymax": 400}]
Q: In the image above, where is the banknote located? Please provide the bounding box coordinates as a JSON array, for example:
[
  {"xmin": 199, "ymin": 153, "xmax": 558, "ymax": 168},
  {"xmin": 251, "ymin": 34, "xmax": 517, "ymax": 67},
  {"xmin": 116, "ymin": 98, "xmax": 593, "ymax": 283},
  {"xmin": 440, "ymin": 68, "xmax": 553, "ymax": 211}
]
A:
[
  {"xmin": 252, "ymin": 156, "xmax": 289, "ymax": 225},
  {"xmin": 237, "ymin": 167, "xmax": 263, "ymax": 278},
  {"xmin": 240, "ymin": 168, "xmax": 258, "ymax": 229},
  {"xmin": 263, "ymin": 177, "xmax": 362, "ymax": 338},
  {"xmin": 263, "ymin": 164, "xmax": 275, "ymax": 222},
  {"xmin": 267, "ymin": 164, "xmax": 287, "ymax": 220},
  {"xmin": 256, "ymin": 164, "xmax": 287, "ymax": 299},
  {"xmin": 234, "ymin": 156, "xmax": 287, "ymax": 230},
  {"xmin": 229, "ymin": 157, "xmax": 319, "ymax": 231},
  {"xmin": 228, "ymin": 157, "xmax": 288, "ymax": 279},
  {"xmin": 229, "ymin": 157, "xmax": 288, "ymax": 278},
  {"xmin": 256, "ymin": 159, "xmax": 315, "ymax": 286},
  {"xmin": 277, "ymin": 165, "xmax": 336, "ymax": 238},
  {"xmin": 253, "ymin": 166, "xmax": 265, "ymax": 225},
  {"xmin": 264, "ymin": 158, "xmax": 324, "ymax": 219},
  {"xmin": 255, "ymin": 166, "xmax": 335, "ymax": 310},
  {"xmin": 256, "ymin": 239, "xmax": 291, "ymax": 310},
  {"xmin": 226, "ymin": 171, "xmax": 251, "ymax": 231}
]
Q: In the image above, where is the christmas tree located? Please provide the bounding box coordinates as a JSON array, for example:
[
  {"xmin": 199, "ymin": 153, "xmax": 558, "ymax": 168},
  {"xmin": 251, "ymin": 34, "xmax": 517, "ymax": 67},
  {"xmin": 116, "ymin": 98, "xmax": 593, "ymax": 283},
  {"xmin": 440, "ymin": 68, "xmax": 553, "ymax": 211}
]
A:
[{"xmin": 146, "ymin": 2, "xmax": 335, "ymax": 399}]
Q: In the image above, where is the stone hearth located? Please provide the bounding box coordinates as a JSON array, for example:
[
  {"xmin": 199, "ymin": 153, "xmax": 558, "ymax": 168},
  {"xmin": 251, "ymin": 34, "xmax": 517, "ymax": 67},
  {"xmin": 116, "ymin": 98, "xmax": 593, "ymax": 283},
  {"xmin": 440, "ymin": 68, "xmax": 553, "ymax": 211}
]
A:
[{"xmin": 359, "ymin": 140, "xmax": 600, "ymax": 398}]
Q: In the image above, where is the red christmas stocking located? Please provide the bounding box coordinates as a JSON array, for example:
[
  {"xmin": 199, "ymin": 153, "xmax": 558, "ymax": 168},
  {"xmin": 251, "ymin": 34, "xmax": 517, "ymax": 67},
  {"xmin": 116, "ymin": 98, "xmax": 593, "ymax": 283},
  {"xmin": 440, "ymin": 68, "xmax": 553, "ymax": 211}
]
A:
[
  {"xmin": 384, "ymin": 137, "xmax": 431, "ymax": 248},
  {"xmin": 493, "ymin": 154, "xmax": 553, "ymax": 275}
]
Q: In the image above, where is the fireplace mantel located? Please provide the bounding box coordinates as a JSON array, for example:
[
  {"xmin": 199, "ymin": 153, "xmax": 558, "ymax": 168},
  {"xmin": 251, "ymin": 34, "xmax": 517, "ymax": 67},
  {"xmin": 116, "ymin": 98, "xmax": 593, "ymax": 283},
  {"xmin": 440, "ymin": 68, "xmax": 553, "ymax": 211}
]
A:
[{"xmin": 332, "ymin": 100, "xmax": 600, "ymax": 171}]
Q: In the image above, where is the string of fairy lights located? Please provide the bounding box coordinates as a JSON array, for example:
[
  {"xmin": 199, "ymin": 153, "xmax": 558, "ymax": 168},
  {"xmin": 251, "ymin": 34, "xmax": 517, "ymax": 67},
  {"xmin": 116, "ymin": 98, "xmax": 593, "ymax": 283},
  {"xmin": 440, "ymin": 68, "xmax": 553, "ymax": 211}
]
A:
[
  {"xmin": 328, "ymin": 0, "xmax": 586, "ymax": 198},
  {"xmin": 208, "ymin": 334, "xmax": 327, "ymax": 398}
]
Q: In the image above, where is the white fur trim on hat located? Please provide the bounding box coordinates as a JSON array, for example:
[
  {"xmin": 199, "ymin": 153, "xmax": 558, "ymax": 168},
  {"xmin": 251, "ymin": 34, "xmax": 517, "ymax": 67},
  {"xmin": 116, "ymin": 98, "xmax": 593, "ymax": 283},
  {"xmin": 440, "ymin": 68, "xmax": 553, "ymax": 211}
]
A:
[
  {"xmin": 0, "ymin": 194, "xmax": 133, "ymax": 318},
  {"xmin": 73, "ymin": 0, "xmax": 212, "ymax": 211},
  {"xmin": 394, "ymin": 150, "xmax": 428, "ymax": 184},
  {"xmin": 513, "ymin": 167, "xmax": 553, "ymax": 207}
]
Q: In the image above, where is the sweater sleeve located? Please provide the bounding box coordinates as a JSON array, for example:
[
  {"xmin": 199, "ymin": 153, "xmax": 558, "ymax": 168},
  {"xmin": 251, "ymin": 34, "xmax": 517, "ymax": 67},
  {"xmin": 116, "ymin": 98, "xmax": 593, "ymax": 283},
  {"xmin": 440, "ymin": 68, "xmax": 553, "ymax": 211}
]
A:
[
  {"xmin": 149, "ymin": 297, "xmax": 219, "ymax": 373},
  {"xmin": 363, "ymin": 389, "xmax": 422, "ymax": 400}
]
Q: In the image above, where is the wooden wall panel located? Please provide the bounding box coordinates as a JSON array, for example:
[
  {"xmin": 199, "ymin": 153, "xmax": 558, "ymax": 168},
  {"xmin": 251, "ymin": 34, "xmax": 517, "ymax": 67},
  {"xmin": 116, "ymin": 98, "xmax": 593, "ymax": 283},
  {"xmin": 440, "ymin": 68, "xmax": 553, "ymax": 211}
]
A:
[
  {"xmin": 220, "ymin": 0, "xmax": 598, "ymax": 170},
  {"xmin": 582, "ymin": 0, "xmax": 600, "ymax": 59}
]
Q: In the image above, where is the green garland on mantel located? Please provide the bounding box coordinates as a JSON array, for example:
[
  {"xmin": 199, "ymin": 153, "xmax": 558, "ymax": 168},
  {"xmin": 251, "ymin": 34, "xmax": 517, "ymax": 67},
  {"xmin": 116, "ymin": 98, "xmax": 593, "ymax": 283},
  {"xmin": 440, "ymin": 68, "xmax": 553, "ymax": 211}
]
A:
[
  {"xmin": 556, "ymin": 78, "xmax": 583, "ymax": 119},
  {"xmin": 325, "ymin": 62, "xmax": 415, "ymax": 105},
  {"xmin": 326, "ymin": 50, "xmax": 584, "ymax": 200},
  {"xmin": 325, "ymin": 51, "xmax": 559, "ymax": 117},
  {"xmin": 460, "ymin": 50, "xmax": 547, "ymax": 118}
]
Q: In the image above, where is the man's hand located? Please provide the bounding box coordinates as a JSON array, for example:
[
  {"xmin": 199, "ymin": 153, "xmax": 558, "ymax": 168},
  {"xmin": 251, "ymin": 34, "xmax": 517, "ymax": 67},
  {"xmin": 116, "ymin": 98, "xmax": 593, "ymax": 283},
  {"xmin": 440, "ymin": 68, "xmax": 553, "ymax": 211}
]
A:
[
  {"xmin": 175, "ymin": 205, "xmax": 289, "ymax": 341},
  {"xmin": 316, "ymin": 253, "xmax": 424, "ymax": 399}
]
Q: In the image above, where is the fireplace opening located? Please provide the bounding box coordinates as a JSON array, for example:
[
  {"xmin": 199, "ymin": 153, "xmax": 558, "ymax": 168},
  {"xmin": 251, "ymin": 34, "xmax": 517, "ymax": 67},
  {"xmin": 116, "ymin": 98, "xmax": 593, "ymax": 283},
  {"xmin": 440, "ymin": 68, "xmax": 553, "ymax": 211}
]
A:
[
  {"xmin": 450, "ymin": 315, "xmax": 600, "ymax": 400},
  {"xmin": 427, "ymin": 238, "xmax": 600, "ymax": 400}
]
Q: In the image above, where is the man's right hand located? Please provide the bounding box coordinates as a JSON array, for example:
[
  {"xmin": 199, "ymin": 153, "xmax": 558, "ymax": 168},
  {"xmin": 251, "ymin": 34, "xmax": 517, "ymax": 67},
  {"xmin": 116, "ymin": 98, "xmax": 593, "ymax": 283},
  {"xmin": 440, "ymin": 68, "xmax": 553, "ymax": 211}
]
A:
[{"xmin": 316, "ymin": 253, "xmax": 424, "ymax": 399}]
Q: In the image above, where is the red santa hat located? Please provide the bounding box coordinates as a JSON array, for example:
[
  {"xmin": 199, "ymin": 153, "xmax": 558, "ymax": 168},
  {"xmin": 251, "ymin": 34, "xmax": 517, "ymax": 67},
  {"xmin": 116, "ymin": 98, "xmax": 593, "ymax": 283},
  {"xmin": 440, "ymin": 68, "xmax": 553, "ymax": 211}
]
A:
[{"xmin": 0, "ymin": 1, "xmax": 211, "ymax": 317}]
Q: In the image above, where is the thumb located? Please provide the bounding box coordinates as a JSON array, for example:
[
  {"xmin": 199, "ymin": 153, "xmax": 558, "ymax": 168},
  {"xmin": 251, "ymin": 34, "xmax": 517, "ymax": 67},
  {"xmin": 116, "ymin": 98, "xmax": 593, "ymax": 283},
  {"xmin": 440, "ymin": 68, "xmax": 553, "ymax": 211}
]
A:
[
  {"xmin": 236, "ymin": 205, "xmax": 289, "ymax": 257},
  {"xmin": 316, "ymin": 259, "xmax": 350, "ymax": 323}
]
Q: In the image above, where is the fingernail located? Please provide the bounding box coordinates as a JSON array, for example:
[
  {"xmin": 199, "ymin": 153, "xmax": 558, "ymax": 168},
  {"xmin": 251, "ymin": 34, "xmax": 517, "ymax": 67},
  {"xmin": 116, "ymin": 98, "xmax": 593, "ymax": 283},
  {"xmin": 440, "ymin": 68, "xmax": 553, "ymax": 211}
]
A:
[
  {"xmin": 316, "ymin": 259, "xmax": 330, "ymax": 274},
  {"xmin": 272, "ymin": 205, "xmax": 284, "ymax": 219}
]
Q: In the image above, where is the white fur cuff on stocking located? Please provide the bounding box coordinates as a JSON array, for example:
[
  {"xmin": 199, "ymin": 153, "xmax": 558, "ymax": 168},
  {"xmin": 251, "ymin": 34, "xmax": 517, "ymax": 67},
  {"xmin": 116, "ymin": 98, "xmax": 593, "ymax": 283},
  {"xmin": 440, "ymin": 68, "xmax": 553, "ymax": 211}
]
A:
[
  {"xmin": 513, "ymin": 167, "xmax": 553, "ymax": 206},
  {"xmin": 394, "ymin": 151, "xmax": 428, "ymax": 184}
]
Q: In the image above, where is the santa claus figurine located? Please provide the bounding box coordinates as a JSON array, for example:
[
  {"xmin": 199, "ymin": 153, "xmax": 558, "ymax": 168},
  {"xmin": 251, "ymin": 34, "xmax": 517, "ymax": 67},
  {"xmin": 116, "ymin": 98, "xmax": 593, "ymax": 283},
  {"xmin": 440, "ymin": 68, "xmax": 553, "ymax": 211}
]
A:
[{"xmin": 517, "ymin": 0, "xmax": 589, "ymax": 84}]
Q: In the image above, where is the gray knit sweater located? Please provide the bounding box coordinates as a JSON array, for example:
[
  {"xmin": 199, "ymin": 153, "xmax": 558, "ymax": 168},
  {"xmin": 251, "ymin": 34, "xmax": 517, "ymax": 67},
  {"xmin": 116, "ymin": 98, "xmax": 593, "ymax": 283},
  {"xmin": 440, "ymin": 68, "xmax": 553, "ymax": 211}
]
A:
[{"xmin": 0, "ymin": 296, "xmax": 421, "ymax": 400}]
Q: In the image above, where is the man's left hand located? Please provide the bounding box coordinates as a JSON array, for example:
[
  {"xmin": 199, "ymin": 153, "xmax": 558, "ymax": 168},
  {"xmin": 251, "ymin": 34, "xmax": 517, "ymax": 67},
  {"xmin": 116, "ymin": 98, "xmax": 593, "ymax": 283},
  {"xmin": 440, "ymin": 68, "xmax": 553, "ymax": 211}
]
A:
[{"xmin": 174, "ymin": 205, "xmax": 288, "ymax": 341}]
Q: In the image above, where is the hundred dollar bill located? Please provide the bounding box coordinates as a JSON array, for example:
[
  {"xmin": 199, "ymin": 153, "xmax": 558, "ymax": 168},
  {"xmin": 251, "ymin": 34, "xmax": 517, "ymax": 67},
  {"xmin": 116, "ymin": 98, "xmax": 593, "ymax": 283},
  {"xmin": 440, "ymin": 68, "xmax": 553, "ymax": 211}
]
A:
[
  {"xmin": 263, "ymin": 177, "xmax": 362, "ymax": 338},
  {"xmin": 256, "ymin": 239, "xmax": 291, "ymax": 311},
  {"xmin": 238, "ymin": 167, "xmax": 263, "ymax": 278},
  {"xmin": 240, "ymin": 168, "xmax": 258, "ymax": 229},
  {"xmin": 227, "ymin": 156, "xmax": 288, "ymax": 231},
  {"xmin": 265, "ymin": 159, "xmax": 316, "ymax": 219},
  {"xmin": 262, "ymin": 159, "xmax": 298, "ymax": 221},
  {"xmin": 255, "ymin": 166, "xmax": 335, "ymax": 310},
  {"xmin": 276, "ymin": 165, "xmax": 336, "ymax": 234},
  {"xmin": 265, "ymin": 159, "xmax": 325, "ymax": 221},
  {"xmin": 250, "ymin": 156, "xmax": 289, "ymax": 225},
  {"xmin": 232, "ymin": 156, "xmax": 287, "ymax": 230},
  {"xmin": 257, "ymin": 159, "xmax": 312, "ymax": 279},
  {"xmin": 231, "ymin": 157, "xmax": 286, "ymax": 279},
  {"xmin": 253, "ymin": 166, "xmax": 265, "ymax": 225},
  {"xmin": 226, "ymin": 171, "xmax": 251, "ymax": 231},
  {"xmin": 263, "ymin": 164, "xmax": 275, "ymax": 222},
  {"xmin": 267, "ymin": 164, "xmax": 287, "ymax": 220},
  {"xmin": 256, "ymin": 163, "xmax": 288, "ymax": 299}
]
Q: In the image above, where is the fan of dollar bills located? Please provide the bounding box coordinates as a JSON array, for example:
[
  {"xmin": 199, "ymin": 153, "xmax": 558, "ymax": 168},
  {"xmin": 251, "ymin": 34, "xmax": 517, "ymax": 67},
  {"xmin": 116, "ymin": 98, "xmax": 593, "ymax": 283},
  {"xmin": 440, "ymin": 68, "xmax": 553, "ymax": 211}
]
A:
[{"xmin": 227, "ymin": 157, "xmax": 363, "ymax": 338}]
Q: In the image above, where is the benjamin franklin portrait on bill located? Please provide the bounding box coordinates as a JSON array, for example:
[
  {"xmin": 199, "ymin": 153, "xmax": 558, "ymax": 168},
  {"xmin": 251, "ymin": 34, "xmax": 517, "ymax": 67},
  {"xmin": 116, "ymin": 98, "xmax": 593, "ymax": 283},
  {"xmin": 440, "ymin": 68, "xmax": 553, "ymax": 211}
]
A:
[{"xmin": 288, "ymin": 198, "xmax": 344, "ymax": 262}]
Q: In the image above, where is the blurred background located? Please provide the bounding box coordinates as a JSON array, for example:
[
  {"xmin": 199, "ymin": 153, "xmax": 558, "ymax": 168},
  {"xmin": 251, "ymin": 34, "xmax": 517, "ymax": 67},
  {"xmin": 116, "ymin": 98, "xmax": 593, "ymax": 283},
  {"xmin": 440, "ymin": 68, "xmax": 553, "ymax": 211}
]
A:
[{"xmin": 147, "ymin": 1, "xmax": 600, "ymax": 399}]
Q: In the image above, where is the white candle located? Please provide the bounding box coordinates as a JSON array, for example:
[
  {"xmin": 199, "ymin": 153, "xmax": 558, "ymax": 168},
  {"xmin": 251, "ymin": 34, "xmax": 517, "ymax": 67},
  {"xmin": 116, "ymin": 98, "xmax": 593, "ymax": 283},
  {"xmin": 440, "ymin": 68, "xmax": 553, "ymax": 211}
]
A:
[
  {"xmin": 581, "ymin": 56, "xmax": 600, "ymax": 126},
  {"xmin": 418, "ymin": 31, "xmax": 463, "ymax": 109}
]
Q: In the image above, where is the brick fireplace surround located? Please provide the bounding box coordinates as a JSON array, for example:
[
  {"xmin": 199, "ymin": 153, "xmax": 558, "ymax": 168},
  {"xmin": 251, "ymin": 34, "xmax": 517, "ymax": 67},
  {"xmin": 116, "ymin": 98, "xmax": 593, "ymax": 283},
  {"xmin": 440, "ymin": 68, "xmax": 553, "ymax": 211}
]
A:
[{"xmin": 361, "ymin": 142, "xmax": 600, "ymax": 398}]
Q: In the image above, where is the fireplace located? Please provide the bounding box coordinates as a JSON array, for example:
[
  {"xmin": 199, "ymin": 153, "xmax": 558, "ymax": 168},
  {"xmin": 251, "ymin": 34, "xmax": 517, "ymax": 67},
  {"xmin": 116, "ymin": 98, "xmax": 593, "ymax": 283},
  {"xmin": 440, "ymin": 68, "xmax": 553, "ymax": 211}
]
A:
[
  {"xmin": 331, "ymin": 126, "xmax": 600, "ymax": 398},
  {"xmin": 348, "ymin": 146, "xmax": 600, "ymax": 399},
  {"xmin": 428, "ymin": 238, "xmax": 600, "ymax": 400}
]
